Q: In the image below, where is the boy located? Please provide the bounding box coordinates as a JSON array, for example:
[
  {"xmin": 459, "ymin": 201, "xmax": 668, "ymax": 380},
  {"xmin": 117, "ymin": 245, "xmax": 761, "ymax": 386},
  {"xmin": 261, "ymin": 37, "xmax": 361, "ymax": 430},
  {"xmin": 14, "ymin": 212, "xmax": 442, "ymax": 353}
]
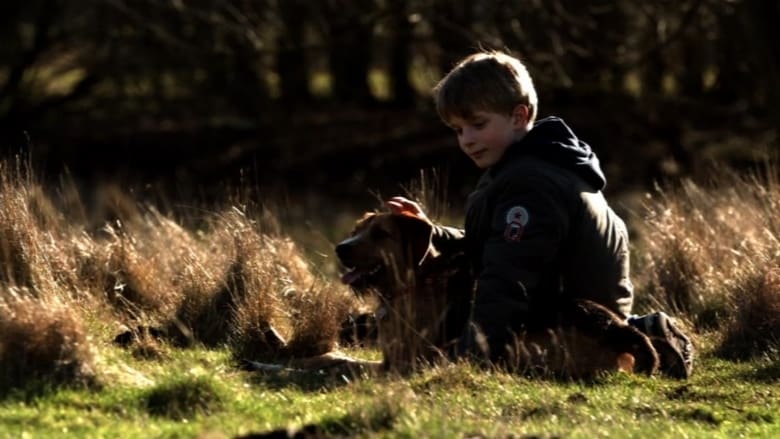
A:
[{"xmin": 388, "ymin": 51, "xmax": 693, "ymax": 378}]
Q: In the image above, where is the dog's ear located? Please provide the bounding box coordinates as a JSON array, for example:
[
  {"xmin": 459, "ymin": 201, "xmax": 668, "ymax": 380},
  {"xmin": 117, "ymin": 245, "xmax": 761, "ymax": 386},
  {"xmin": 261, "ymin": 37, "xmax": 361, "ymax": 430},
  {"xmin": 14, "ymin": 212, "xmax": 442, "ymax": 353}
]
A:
[
  {"xmin": 394, "ymin": 213, "xmax": 434, "ymax": 266},
  {"xmin": 355, "ymin": 212, "xmax": 376, "ymax": 228},
  {"xmin": 348, "ymin": 212, "xmax": 376, "ymax": 235}
]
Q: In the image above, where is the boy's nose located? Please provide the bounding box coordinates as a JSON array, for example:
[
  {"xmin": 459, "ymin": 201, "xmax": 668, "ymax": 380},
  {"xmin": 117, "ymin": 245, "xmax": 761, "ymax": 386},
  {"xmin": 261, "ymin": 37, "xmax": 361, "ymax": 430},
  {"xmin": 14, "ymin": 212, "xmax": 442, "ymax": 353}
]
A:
[
  {"xmin": 459, "ymin": 128, "xmax": 476, "ymax": 148},
  {"xmin": 459, "ymin": 138, "xmax": 476, "ymax": 151}
]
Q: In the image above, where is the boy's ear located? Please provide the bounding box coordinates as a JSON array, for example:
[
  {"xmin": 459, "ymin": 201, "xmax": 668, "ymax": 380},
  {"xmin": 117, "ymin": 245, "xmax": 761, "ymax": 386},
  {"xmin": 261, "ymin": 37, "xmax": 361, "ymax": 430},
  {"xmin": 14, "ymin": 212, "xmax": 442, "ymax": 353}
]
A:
[{"xmin": 512, "ymin": 104, "xmax": 530, "ymax": 127}]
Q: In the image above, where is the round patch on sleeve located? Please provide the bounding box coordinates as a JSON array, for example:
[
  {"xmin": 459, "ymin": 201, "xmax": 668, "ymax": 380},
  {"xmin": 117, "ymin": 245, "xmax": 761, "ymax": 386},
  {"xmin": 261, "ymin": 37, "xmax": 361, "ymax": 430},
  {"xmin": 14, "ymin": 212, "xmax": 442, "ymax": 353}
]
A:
[{"xmin": 503, "ymin": 206, "xmax": 529, "ymax": 242}]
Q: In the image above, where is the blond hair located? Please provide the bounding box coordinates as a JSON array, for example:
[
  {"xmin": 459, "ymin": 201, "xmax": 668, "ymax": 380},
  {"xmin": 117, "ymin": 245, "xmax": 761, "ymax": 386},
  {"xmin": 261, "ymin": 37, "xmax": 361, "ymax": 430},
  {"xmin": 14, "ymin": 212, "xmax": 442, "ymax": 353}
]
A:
[{"xmin": 434, "ymin": 51, "xmax": 538, "ymax": 125}]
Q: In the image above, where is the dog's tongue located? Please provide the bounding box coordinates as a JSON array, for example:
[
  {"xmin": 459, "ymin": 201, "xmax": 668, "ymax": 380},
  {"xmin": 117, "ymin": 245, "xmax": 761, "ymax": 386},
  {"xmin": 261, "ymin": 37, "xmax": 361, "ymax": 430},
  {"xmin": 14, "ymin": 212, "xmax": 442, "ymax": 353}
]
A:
[{"xmin": 341, "ymin": 269, "xmax": 362, "ymax": 285}]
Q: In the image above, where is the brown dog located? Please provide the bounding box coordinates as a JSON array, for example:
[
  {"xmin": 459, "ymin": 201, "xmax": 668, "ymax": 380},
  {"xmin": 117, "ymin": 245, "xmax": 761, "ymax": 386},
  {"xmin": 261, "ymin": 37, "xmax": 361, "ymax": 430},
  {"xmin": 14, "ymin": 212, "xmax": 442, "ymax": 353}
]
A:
[
  {"xmin": 336, "ymin": 211, "xmax": 659, "ymax": 377},
  {"xmin": 337, "ymin": 211, "xmax": 472, "ymax": 370}
]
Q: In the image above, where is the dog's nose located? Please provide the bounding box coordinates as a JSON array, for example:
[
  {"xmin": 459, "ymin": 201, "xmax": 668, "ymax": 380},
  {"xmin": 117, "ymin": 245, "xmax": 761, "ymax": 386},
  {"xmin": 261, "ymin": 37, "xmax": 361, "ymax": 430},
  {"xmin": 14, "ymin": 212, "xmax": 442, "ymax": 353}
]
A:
[
  {"xmin": 335, "ymin": 241, "xmax": 352, "ymax": 261},
  {"xmin": 336, "ymin": 234, "xmax": 362, "ymax": 261}
]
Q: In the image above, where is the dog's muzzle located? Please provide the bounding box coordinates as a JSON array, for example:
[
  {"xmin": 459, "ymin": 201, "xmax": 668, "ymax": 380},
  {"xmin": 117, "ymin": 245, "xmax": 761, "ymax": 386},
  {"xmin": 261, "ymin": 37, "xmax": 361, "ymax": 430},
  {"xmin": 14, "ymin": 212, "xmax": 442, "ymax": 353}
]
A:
[{"xmin": 335, "ymin": 238, "xmax": 383, "ymax": 287}]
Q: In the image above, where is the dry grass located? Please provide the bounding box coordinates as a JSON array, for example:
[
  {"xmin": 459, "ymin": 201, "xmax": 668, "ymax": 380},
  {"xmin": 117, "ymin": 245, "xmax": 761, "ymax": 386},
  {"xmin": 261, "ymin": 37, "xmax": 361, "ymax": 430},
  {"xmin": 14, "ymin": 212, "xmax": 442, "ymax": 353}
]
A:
[
  {"xmin": 717, "ymin": 268, "xmax": 780, "ymax": 359},
  {"xmin": 0, "ymin": 161, "xmax": 101, "ymax": 391},
  {"xmin": 0, "ymin": 288, "xmax": 97, "ymax": 392},
  {"xmin": 0, "ymin": 158, "xmax": 359, "ymax": 392},
  {"xmin": 0, "ymin": 161, "xmax": 84, "ymax": 296},
  {"xmin": 93, "ymin": 204, "xmax": 357, "ymax": 355},
  {"xmin": 634, "ymin": 166, "xmax": 780, "ymax": 358},
  {"xmin": 222, "ymin": 209, "xmax": 355, "ymax": 359},
  {"xmin": 3, "ymin": 153, "xmax": 780, "ymax": 393}
]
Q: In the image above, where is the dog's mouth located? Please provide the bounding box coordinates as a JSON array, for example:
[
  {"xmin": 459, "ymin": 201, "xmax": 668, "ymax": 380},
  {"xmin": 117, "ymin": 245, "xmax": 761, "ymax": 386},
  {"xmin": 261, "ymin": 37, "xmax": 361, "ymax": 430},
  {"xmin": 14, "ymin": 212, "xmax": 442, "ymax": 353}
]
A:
[{"xmin": 340, "ymin": 263, "xmax": 384, "ymax": 287}]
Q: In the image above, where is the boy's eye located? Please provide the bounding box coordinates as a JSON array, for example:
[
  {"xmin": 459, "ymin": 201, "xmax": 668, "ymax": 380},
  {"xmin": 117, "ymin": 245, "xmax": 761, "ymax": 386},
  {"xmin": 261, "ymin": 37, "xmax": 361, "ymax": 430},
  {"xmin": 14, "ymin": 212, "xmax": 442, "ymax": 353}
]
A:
[
  {"xmin": 472, "ymin": 120, "xmax": 486, "ymax": 129},
  {"xmin": 451, "ymin": 126, "xmax": 463, "ymax": 136}
]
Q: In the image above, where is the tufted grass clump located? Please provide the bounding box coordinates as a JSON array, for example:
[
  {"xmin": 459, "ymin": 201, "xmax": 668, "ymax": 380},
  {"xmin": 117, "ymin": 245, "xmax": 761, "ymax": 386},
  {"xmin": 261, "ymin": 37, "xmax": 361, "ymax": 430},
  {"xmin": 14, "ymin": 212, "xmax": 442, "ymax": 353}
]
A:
[
  {"xmin": 143, "ymin": 374, "xmax": 228, "ymax": 419},
  {"xmin": 0, "ymin": 290, "xmax": 97, "ymax": 394},
  {"xmin": 634, "ymin": 165, "xmax": 780, "ymax": 358}
]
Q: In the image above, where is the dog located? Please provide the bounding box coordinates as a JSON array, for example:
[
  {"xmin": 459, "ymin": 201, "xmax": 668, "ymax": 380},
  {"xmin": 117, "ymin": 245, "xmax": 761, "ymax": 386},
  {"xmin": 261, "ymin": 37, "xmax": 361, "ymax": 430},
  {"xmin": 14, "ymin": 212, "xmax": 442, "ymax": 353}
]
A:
[
  {"xmin": 336, "ymin": 211, "xmax": 472, "ymax": 371},
  {"xmin": 336, "ymin": 210, "xmax": 660, "ymax": 377}
]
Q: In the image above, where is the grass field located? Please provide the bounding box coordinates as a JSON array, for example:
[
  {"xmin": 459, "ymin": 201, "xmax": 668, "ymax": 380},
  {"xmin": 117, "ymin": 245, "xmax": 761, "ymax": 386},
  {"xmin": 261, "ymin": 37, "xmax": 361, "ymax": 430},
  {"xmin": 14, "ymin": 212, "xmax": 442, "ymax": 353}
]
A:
[
  {"xmin": 0, "ymin": 347, "xmax": 778, "ymax": 438},
  {"xmin": 1, "ymin": 159, "xmax": 779, "ymax": 438}
]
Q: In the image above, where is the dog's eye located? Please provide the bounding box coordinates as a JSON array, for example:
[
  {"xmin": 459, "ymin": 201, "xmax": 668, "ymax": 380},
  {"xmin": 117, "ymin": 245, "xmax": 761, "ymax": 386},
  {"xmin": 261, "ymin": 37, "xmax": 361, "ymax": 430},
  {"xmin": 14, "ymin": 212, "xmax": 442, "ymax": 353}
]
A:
[{"xmin": 371, "ymin": 227, "xmax": 391, "ymax": 240}]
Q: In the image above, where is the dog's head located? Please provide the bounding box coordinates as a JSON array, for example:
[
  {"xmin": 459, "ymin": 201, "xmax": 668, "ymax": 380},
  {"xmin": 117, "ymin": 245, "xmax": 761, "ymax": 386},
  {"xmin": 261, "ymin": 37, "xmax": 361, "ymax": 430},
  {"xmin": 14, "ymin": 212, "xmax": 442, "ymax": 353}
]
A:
[{"xmin": 335, "ymin": 212, "xmax": 435, "ymax": 296}]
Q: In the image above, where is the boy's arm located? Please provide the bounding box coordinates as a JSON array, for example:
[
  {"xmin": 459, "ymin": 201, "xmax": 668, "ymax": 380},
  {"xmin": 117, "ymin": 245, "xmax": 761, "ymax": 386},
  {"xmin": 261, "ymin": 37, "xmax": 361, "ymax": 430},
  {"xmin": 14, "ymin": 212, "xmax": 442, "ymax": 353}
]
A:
[
  {"xmin": 431, "ymin": 224, "xmax": 465, "ymax": 254},
  {"xmin": 386, "ymin": 196, "xmax": 466, "ymax": 252}
]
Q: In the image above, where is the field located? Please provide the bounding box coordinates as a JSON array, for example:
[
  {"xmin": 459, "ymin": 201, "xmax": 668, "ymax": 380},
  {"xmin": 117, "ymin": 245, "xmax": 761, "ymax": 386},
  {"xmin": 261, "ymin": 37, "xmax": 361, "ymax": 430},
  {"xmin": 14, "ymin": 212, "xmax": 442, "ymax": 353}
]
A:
[
  {"xmin": 1, "ymin": 159, "xmax": 779, "ymax": 438},
  {"xmin": 0, "ymin": 351, "xmax": 778, "ymax": 438}
]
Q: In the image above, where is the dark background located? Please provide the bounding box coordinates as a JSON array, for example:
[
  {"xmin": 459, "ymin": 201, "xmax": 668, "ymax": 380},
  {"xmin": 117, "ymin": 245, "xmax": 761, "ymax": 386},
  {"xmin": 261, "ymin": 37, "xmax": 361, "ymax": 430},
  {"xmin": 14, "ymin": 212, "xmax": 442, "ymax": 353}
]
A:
[{"xmin": 1, "ymin": 0, "xmax": 778, "ymax": 212}]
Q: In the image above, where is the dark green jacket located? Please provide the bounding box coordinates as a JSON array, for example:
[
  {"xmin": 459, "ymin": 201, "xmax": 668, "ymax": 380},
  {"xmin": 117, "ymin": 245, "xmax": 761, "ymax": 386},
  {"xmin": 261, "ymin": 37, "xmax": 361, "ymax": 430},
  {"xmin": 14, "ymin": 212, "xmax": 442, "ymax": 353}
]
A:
[{"xmin": 434, "ymin": 117, "xmax": 633, "ymax": 359}]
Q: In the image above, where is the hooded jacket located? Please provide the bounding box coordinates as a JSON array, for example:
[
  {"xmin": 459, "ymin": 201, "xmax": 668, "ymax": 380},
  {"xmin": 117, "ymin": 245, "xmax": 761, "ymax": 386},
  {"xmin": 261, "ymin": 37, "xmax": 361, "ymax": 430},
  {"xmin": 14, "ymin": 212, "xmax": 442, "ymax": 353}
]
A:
[{"xmin": 435, "ymin": 117, "xmax": 633, "ymax": 359}]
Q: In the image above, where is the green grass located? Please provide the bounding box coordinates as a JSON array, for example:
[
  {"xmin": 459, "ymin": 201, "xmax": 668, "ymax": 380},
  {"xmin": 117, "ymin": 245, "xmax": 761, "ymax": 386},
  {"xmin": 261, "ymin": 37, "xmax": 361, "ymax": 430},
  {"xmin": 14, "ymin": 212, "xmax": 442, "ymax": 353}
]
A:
[{"xmin": 0, "ymin": 344, "xmax": 778, "ymax": 438}]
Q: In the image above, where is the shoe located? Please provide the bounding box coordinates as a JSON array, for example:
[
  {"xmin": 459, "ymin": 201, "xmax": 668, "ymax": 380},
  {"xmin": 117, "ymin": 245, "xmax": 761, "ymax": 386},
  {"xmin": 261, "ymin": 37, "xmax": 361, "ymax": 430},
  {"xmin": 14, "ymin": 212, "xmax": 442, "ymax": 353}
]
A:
[{"xmin": 629, "ymin": 312, "xmax": 694, "ymax": 379}]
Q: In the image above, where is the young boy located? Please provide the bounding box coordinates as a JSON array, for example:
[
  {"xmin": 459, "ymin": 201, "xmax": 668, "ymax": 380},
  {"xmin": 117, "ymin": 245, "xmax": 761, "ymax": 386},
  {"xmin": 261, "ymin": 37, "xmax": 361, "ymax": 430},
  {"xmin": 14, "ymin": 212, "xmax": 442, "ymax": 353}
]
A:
[{"xmin": 388, "ymin": 51, "xmax": 693, "ymax": 378}]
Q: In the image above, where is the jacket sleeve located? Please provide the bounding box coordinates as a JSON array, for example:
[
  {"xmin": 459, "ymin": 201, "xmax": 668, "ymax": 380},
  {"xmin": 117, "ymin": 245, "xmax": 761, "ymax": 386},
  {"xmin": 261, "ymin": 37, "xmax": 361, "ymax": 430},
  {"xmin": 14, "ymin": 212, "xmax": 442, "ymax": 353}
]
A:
[
  {"xmin": 431, "ymin": 224, "xmax": 465, "ymax": 254},
  {"xmin": 467, "ymin": 175, "xmax": 570, "ymax": 360}
]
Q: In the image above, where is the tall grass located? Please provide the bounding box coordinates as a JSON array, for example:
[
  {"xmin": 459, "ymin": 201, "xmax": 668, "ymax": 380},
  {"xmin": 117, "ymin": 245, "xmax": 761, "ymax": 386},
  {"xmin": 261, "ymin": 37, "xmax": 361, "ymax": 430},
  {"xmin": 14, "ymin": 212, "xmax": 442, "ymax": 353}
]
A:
[
  {"xmin": 2, "ymin": 155, "xmax": 780, "ymax": 394},
  {"xmin": 0, "ymin": 160, "xmax": 85, "ymax": 296},
  {"xmin": 634, "ymin": 166, "xmax": 780, "ymax": 358},
  {"xmin": 0, "ymin": 288, "xmax": 97, "ymax": 392},
  {"xmin": 0, "ymin": 158, "xmax": 358, "ymax": 392},
  {"xmin": 0, "ymin": 160, "xmax": 100, "ymax": 392}
]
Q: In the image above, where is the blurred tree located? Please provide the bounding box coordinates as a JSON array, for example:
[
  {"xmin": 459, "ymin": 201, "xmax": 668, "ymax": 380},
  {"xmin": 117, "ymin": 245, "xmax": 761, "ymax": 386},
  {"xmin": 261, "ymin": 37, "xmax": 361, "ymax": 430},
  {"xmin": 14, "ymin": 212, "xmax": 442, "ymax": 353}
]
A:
[
  {"xmin": 733, "ymin": 0, "xmax": 780, "ymax": 114},
  {"xmin": 0, "ymin": 0, "xmax": 100, "ymax": 148},
  {"xmin": 276, "ymin": 0, "xmax": 312, "ymax": 104},
  {"xmin": 386, "ymin": 0, "xmax": 415, "ymax": 108},
  {"xmin": 0, "ymin": 0, "xmax": 777, "ymax": 190},
  {"xmin": 315, "ymin": 0, "xmax": 376, "ymax": 105},
  {"xmin": 430, "ymin": 0, "xmax": 474, "ymax": 74}
]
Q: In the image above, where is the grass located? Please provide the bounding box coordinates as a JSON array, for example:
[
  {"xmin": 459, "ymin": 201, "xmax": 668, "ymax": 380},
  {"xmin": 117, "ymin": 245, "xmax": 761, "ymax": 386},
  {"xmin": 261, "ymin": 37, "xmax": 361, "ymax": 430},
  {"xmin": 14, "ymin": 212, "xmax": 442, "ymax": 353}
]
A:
[
  {"xmin": 1, "ymin": 158, "xmax": 780, "ymax": 437},
  {"xmin": 0, "ymin": 349, "xmax": 778, "ymax": 438},
  {"xmin": 633, "ymin": 166, "xmax": 780, "ymax": 358}
]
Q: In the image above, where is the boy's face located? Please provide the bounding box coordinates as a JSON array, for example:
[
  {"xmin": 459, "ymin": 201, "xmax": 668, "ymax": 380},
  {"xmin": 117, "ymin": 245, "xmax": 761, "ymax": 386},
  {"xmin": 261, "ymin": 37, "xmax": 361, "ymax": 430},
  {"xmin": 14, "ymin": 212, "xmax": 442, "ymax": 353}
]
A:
[{"xmin": 447, "ymin": 105, "xmax": 530, "ymax": 169}]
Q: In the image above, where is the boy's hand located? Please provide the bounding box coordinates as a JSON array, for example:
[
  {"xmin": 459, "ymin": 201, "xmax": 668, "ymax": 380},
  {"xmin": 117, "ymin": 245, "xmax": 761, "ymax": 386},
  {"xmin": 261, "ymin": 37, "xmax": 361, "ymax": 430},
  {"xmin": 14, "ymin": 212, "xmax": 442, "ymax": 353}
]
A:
[{"xmin": 386, "ymin": 196, "xmax": 431, "ymax": 223}]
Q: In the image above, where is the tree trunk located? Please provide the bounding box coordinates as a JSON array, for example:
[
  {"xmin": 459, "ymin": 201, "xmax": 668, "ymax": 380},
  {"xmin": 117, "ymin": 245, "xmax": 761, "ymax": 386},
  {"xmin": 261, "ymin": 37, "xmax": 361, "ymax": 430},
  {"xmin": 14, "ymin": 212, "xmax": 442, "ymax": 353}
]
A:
[
  {"xmin": 431, "ymin": 0, "xmax": 473, "ymax": 75},
  {"xmin": 277, "ymin": 0, "xmax": 312, "ymax": 104},
  {"xmin": 321, "ymin": 0, "xmax": 375, "ymax": 105},
  {"xmin": 387, "ymin": 0, "xmax": 415, "ymax": 108}
]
